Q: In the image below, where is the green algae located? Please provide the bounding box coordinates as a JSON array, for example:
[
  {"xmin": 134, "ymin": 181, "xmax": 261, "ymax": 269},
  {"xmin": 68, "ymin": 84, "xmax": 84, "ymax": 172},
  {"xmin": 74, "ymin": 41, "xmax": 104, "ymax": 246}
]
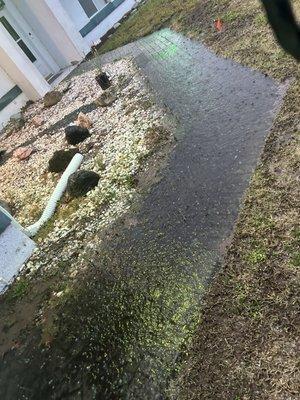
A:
[
  {"xmin": 155, "ymin": 43, "xmax": 179, "ymax": 60},
  {"xmin": 50, "ymin": 240, "xmax": 216, "ymax": 398}
]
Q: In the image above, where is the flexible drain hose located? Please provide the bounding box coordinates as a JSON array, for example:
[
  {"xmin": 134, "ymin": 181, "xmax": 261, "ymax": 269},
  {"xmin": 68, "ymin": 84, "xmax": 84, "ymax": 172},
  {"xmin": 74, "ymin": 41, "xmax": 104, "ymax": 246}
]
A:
[{"xmin": 25, "ymin": 153, "xmax": 83, "ymax": 237}]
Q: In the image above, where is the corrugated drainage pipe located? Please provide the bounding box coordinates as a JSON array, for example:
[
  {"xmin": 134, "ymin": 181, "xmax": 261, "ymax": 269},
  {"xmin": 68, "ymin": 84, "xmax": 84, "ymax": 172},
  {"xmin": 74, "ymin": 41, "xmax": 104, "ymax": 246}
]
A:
[{"xmin": 25, "ymin": 153, "xmax": 83, "ymax": 237}]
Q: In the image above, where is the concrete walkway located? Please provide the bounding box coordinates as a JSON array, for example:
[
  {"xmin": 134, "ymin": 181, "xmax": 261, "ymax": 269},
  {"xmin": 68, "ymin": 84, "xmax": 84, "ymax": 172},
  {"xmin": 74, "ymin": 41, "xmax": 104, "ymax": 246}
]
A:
[
  {"xmin": 0, "ymin": 30, "xmax": 284, "ymax": 400},
  {"xmin": 79, "ymin": 29, "xmax": 282, "ymax": 253}
]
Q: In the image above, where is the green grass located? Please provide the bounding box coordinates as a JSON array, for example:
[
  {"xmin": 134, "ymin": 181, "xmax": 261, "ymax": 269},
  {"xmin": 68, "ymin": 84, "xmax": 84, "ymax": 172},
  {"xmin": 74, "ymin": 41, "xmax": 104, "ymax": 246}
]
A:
[
  {"xmin": 34, "ymin": 197, "xmax": 83, "ymax": 241},
  {"xmin": 245, "ymin": 248, "xmax": 267, "ymax": 265},
  {"xmin": 6, "ymin": 278, "xmax": 30, "ymax": 301},
  {"xmin": 291, "ymin": 252, "xmax": 300, "ymax": 267},
  {"xmin": 222, "ymin": 10, "xmax": 240, "ymax": 22},
  {"xmin": 98, "ymin": 0, "xmax": 198, "ymax": 54}
]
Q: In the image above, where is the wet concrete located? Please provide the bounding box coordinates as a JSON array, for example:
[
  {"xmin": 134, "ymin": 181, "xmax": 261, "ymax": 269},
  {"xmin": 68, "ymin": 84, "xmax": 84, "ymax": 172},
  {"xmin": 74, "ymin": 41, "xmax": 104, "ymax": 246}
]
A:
[{"xmin": 0, "ymin": 30, "xmax": 284, "ymax": 399}]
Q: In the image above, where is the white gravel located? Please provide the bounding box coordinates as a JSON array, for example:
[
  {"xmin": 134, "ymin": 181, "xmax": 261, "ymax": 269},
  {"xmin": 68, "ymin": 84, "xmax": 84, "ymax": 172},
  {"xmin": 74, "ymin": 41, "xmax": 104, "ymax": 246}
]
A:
[{"xmin": 0, "ymin": 58, "xmax": 171, "ymax": 279}]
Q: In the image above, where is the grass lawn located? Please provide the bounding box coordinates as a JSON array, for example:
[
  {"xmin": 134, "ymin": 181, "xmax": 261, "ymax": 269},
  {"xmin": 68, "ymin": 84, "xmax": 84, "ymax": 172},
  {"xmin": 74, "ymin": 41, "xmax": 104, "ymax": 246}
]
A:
[{"xmin": 99, "ymin": 1, "xmax": 300, "ymax": 399}]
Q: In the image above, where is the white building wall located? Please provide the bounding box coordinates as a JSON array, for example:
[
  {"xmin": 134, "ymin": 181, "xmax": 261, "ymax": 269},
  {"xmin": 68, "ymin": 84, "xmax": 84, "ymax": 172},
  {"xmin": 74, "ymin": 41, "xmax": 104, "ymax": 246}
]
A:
[
  {"xmin": 0, "ymin": 0, "xmax": 137, "ymax": 129},
  {"xmin": 0, "ymin": 66, "xmax": 15, "ymax": 97},
  {"xmin": 0, "ymin": 66, "xmax": 28, "ymax": 129},
  {"xmin": 7, "ymin": 0, "xmax": 60, "ymax": 76},
  {"xmin": 0, "ymin": 93, "xmax": 28, "ymax": 130},
  {"xmin": 60, "ymin": 0, "xmax": 108, "ymax": 31},
  {"xmin": 0, "ymin": 24, "xmax": 50, "ymax": 100},
  {"xmin": 83, "ymin": 0, "xmax": 136, "ymax": 46},
  {"xmin": 46, "ymin": 0, "xmax": 90, "ymax": 55},
  {"xmin": 11, "ymin": 0, "xmax": 67, "ymax": 69},
  {"xmin": 60, "ymin": 0, "xmax": 90, "ymax": 31}
]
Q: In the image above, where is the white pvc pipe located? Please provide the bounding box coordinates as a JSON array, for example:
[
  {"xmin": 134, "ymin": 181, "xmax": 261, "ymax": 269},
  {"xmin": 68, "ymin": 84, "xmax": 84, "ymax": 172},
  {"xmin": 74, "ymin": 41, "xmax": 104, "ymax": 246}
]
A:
[{"xmin": 25, "ymin": 153, "xmax": 83, "ymax": 237}]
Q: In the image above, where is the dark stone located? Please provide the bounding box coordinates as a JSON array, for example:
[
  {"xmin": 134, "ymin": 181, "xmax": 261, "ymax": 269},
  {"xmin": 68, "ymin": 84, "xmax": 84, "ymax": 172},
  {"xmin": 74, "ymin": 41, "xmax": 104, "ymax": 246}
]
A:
[
  {"xmin": 65, "ymin": 125, "xmax": 91, "ymax": 145},
  {"xmin": 48, "ymin": 148, "xmax": 79, "ymax": 173},
  {"xmin": 95, "ymin": 88, "xmax": 117, "ymax": 107},
  {"xmin": 0, "ymin": 150, "xmax": 6, "ymax": 165},
  {"xmin": 67, "ymin": 170, "xmax": 100, "ymax": 198},
  {"xmin": 44, "ymin": 91, "xmax": 63, "ymax": 107},
  {"xmin": 2, "ymin": 113, "xmax": 25, "ymax": 137},
  {"xmin": 95, "ymin": 72, "xmax": 111, "ymax": 90}
]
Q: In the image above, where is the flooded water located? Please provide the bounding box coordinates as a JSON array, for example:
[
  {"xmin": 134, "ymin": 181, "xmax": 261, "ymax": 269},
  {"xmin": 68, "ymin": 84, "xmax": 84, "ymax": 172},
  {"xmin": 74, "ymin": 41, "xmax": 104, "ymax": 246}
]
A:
[{"xmin": 0, "ymin": 30, "xmax": 284, "ymax": 399}]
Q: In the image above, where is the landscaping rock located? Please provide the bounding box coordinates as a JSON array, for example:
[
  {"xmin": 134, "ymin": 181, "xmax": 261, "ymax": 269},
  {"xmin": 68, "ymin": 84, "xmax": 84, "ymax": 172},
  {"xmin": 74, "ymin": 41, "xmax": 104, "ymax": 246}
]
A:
[
  {"xmin": 76, "ymin": 112, "xmax": 92, "ymax": 129},
  {"xmin": 65, "ymin": 125, "xmax": 91, "ymax": 145},
  {"xmin": 67, "ymin": 170, "xmax": 100, "ymax": 197},
  {"xmin": 44, "ymin": 91, "xmax": 63, "ymax": 107},
  {"xmin": 48, "ymin": 148, "xmax": 79, "ymax": 173},
  {"xmin": 95, "ymin": 72, "xmax": 111, "ymax": 90},
  {"xmin": 13, "ymin": 147, "xmax": 34, "ymax": 161},
  {"xmin": 118, "ymin": 74, "xmax": 132, "ymax": 90},
  {"xmin": 0, "ymin": 150, "xmax": 6, "ymax": 165},
  {"xmin": 95, "ymin": 88, "xmax": 117, "ymax": 107},
  {"xmin": 3, "ymin": 113, "xmax": 25, "ymax": 137},
  {"xmin": 0, "ymin": 199, "xmax": 12, "ymax": 214},
  {"xmin": 31, "ymin": 116, "xmax": 44, "ymax": 127},
  {"xmin": 59, "ymin": 81, "xmax": 72, "ymax": 93}
]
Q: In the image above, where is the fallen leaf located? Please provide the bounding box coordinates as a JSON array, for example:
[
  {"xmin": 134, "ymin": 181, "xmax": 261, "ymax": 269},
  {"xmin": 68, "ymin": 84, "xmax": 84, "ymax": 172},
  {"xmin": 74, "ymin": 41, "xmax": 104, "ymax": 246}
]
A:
[{"xmin": 214, "ymin": 18, "xmax": 223, "ymax": 32}]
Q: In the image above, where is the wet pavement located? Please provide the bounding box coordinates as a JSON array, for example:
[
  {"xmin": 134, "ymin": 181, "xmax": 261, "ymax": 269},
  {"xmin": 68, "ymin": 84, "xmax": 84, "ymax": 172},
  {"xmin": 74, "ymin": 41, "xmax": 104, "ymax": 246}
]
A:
[{"xmin": 0, "ymin": 30, "xmax": 284, "ymax": 399}]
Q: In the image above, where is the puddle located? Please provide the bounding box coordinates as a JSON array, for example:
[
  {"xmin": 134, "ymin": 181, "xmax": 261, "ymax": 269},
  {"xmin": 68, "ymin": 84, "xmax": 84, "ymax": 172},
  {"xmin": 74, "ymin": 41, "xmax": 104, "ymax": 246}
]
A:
[{"xmin": 0, "ymin": 29, "xmax": 285, "ymax": 399}]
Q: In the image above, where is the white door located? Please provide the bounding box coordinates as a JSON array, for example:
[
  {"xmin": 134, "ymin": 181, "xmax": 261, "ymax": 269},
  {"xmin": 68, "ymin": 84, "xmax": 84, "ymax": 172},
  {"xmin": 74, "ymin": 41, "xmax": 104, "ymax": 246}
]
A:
[{"xmin": 0, "ymin": 8, "xmax": 59, "ymax": 80}]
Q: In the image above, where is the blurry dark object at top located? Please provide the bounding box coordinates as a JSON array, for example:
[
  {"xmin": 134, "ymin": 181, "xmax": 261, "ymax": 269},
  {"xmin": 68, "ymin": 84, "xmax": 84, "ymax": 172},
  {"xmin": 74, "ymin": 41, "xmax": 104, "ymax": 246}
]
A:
[{"xmin": 261, "ymin": 0, "xmax": 300, "ymax": 60}]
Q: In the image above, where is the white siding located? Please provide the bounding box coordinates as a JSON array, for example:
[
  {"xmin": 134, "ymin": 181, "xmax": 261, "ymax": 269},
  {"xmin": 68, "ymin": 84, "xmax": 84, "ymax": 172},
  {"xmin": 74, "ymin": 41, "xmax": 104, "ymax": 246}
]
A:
[
  {"xmin": 83, "ymin": 0, "xmax": 136, "ymax": 46},
  {"xmin": 60, "ymin": 0, "xmax": 90, "ymax": 30},
  {"xmin": 0, "ymin": 65, "xmax": 15, "ymax": 97}
]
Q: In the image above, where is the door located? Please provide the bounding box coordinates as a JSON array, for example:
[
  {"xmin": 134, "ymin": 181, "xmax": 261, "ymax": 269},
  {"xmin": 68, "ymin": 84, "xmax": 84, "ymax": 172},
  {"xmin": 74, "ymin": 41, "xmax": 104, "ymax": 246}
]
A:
[{"xmin": 0, "ymin": 8, "xmax": 58, "ymax": 80}]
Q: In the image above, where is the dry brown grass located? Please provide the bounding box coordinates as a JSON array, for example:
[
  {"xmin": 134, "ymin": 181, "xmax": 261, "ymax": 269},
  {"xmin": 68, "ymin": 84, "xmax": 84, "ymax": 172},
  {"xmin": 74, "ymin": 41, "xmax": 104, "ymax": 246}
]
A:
[
  {"xmin": 174, "ymin": 1, "xmax": 300, "ymax": 398},
  {"xmin": 176, "ymin": 79, "xmax": 300, "ymax": 400}
]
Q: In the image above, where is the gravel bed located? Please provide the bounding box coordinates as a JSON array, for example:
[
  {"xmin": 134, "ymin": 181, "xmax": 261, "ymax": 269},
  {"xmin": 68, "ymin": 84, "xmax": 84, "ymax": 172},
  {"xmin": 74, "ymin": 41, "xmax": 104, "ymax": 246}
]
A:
[{"xmin": 0, "ymin": 58, "xmax": 171, "ymax": 278}]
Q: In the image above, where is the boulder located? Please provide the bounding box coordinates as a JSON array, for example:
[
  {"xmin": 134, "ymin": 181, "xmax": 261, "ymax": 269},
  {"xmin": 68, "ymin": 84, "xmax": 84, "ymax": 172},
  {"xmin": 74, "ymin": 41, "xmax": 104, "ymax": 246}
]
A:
[
  {"xmin": 67, "ymin": 170, "xmax": 100, "ymax": 197},
  {"xmin": 48, "ymin": 148, "xmax": 79, "ymax": 173},
  {"xmin": 44, "ymin": 91, "xmax": 63, "ymax": 107},
  {"xmin": 95, "ymin": 72, "xmax": 111, "ymax": 90},
  {"xmin": 65, "ymin": 125, "xmax": 91, "ymax": 145},
  {"xmin": 95, "ymin": 88, "xmax": 117, "ymax": 107}
]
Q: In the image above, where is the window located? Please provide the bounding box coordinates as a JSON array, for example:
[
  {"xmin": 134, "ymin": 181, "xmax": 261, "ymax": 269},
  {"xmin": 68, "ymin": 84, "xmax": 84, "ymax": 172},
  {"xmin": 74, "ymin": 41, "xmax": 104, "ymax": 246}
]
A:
[
  {"xmin": 0, "ymin": 17, "xmax": 36, "ymax": 62},
  {"xmin": 78, "ymin": 0, "xmax": 98, "ymax": 18},
  {"xmin": 0, "ymin": 85, "xmax": 22, "ymax": 112}
]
